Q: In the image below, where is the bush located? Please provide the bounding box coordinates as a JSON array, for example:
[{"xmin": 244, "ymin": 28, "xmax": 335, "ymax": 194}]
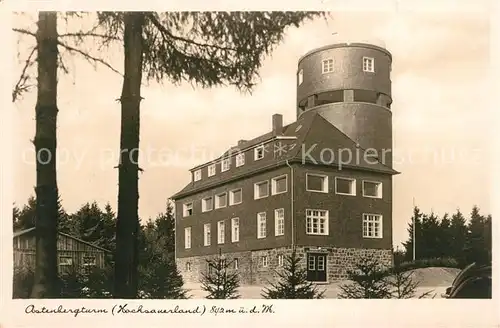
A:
[
  {"xmin": 392, "ymin": 257, "xmax": 459, "ymax": 273},
  {"xmin": 13, "ymin": 266, "xmax": 35, "ymax": 298},
  {"xmin": 13, "ymin": 265, "xmax": 114, "ymax": 298}
]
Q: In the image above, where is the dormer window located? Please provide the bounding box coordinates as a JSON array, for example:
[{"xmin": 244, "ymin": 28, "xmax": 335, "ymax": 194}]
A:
[
  {"xmin": 322, "ymin": 59, "xmax": 334, "ymax": 73},
  {"xmin": 208, "ymin": 164, "xmax": 216, "ymax": 177},
  {"xmin": 363, "ymin": 57, "xmax": 375, "ymax": 72},
  {"xmin": 193, "ymin": 169, "xmax": 201, "ymax": 181},
  {"xmin": 221, "ymin": 158, "xmax": 231, "ymax": 172},
  {"xmin": 254, "ymin": 145, "xmax": 265, "ymax": 161}
]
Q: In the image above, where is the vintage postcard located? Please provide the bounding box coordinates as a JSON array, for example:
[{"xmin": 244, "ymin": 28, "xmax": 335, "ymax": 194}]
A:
[{"xmin": 1, "ymin": 1, "xmax": 498, "ymax": 327}]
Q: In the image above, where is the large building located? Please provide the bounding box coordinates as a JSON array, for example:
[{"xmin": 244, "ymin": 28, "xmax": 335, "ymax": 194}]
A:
[{"xmin": 172, "ymin": 42, "xmax": 399, "ymax": 285}]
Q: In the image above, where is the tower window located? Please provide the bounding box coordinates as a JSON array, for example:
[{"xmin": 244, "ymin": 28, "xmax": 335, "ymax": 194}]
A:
[
  {"xmin": 298, "ymin": 69, "xmax": 304, "ymax": 85},
  {"xmin": 322, "ymin": 59, "xmax": 334, "ymax": 73},
  {"xmin": 363, "ymin": 57, "xmax": 375, "ymax": 72}
]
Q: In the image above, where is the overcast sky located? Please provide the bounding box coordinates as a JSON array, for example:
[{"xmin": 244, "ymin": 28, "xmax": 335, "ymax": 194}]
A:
[{"xmin": 11, "ymin": 6, "xmax": 492, "ymax": 247}]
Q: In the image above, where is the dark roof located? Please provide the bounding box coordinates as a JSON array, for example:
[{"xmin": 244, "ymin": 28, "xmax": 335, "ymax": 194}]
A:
[
  {"xmin": 13, "ymin": 227, "xmax": 112, "ymax": 253},
  {"xmin": 172, "ymin": 110, "xmax": 398, "ymax": 200}
]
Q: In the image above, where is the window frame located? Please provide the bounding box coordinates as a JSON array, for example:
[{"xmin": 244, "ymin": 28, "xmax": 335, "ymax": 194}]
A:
[
  {"xmin": 306, "ymin": 173, "xmax": 329, "ymax": 193},
  {"xmin": 184, "ymin": 227, "xmax": 192, "ymax": 249},
  {"xmin": 183, "ymin": 202, "xmax": 194, "ymax": 217},
  {"xmin": 262, "ymin": 256, "xmax": 269, "ymax": 268},
  {"xmin": 254, "ymin": 145, "xmax": 265, "ymax": 161},
  {"xmin": 362, "ymin": 180, "xmax": 383, "ymax": 199},
  {"xmin": 278, "ymin": 254, "xmax": 284, "ymax": 267},
  {"xmin": 322, "ymin": 58, "xmax": 334, "ymax": 74},
  {"xmin": 234, "ymin": 258, "xmax": 239, "ymax": 270},
  {"xmin": 236, "ymin": 153, "xmax": 245, "ymax": 167},
  {"xmin": 231, "ymin": 217, "xmax": 240, "ymax": 243},
  {"xmin": 193, "ymin": 169, "xmax": 202, "ymax": 181},
  {"xmin": 217, "ymin": 220, "xmax": 225, "ymax": 244},
  {"xmin": 202, "ymin": 196, "xmax": 213, "ymax": 212},
  {"xmin": 221, "ymin": 158, "xmax": 231, "ymax": 172},
  {"xmin": 254, "ymin": 180, "xmax": 270, "ymax": 199},
  {"xmin": 203, "ymin": 223, "xmax": 211, "ymax": 246},
  {"xmin": 229, "ymin": 188, "xmax": 243, "ymax": 206},
  {"xmin": 257, "ymin": 212, "xmax": 267, "ymax": 239},
  {"xmin": 274, "ymin": 208, "xmax": 285, "ymax": 236},
  {"xmin": 362, "ymin": 56, "xmax": 375, "ymax": 73},
  {"xmin": 335, "ymin": 177, "xmax": 356, "ymax": 196},
  {"xmin": 305, "ymin": 209, "xmax": 329, "ymax": 236},
  {"xmin": 208, "ymin": 164, "xmax": 216, "ymax": 177},
  {"xmin": 215, "ymin": 192, "xmax": 227, "ymax": 209},
  {"xmin": 298, "ymin": 69, "xmax": 304, "ymax": 85},
  {"xmin": 271, "ymin": 174, "xmax": 288, "ymax": 195},
  {"xmin": 362, "ymin": 213, "xmax": 383, "ymax": 239}
]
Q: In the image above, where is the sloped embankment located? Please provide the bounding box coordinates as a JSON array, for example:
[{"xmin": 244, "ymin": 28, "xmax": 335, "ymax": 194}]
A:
[{"xmin": 408, "ymin": 267, "xmax": 461, "ymax": 287}]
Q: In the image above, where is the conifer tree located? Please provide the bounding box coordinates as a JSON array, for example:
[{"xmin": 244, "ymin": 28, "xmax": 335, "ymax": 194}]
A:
[
  {"xmin": 201, "ymin": 250, "xmax": 240, "ymax": 299},
  {"xmin": 261, "ymin": 250, "xmax": 325, "ymax": 299},
  {"xmin": 338, "ymin": 257, "xmax": 391, "ymax": 299}
]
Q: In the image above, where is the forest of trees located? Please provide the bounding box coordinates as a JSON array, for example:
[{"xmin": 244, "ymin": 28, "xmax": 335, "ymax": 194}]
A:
[{"xmin": 400, "ymin": 205, "xmax": 492, "ymax": 267}]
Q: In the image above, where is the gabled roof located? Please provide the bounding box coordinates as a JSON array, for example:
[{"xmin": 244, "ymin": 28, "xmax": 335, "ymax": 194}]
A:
[
  {"xmin": 172, "ymin": 110, "xmax": 398, "ymax": 200},
  {"xmin": 13, "ymin": 227, "xmax": 112, "ymax": 253}
]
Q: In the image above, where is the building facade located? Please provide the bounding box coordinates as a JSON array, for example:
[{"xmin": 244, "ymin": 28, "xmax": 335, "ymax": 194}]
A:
[{"xmin": 172, "ymin": 42, "xmax": 398, "ymax": 285}]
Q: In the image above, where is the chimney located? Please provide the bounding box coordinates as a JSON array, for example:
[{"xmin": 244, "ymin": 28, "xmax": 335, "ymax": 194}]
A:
[
  {"xmin": 272, "ymin": 114, "xmax": 283, "ymax": 135},
  {"xmin": 237, "ymin": 140, "xmax": 247, "ymax": 147}
]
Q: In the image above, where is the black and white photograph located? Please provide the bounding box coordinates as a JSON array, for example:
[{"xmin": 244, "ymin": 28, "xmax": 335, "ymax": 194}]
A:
[{"xmin": 1, "ymin": 2, "xmax": 498, "ymax": 327}]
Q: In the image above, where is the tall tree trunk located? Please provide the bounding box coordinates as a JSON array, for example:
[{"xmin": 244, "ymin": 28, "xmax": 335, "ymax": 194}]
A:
[
  {"xmin": 30, "ymin": 11, "xmax": 59, "ymax": 298},
  {"xmin": 114, "ymin": 12, "xmax": 144, "ymax": 299}
]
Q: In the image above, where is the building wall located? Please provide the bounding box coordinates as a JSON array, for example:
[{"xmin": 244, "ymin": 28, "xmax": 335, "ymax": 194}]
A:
[
  {"xmin": 176, "ymin": 166, "xmax": 293, "ymax": 258},
  {"xmin": 293, "ymin": 164, "xmax": 393, "ymax": 250},
  {"xmin": 177, "ymin": 246, "xmax": 393, "ymax": 285},
  {"xmin": 13, "ymin": 232, "xmax": 109, "ymax": 273}
]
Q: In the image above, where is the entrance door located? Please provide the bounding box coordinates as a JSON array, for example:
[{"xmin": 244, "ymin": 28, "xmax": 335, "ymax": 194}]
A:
[{"xmin": 306, "ymin": 253, "xmax": 327, "ymax": 282}]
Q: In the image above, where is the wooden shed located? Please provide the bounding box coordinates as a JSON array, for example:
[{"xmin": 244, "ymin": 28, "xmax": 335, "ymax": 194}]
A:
[{"xmin": 13, "ymin": 227, "xmax": 112, "ymax": 274}]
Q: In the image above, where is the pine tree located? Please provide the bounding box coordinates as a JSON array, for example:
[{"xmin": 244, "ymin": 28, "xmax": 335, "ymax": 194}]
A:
[
  {"xmin": 386, "ymin": 264, "xmax": 435, "ymax": 299},
  {"xmin": 402, "ymin": 206, "xmax": 423, "ymax": 261},
  {"xmin": 450, "ymin": 209, "xmax": 468, "ymax": 265},
  {"xmin": 201, "ymin": 250, "xmax": 240, "ymax": 299},
  {"xmin": 338, "ymin": 257, "xmax": 391, "ymax": 299},
  {"xmin": 437, "ymin": 213, "xmax": 452, "ymax": 258},
  {"xmin": 262, "ymin": 250, "xmax": 324, "ymax": 299}
]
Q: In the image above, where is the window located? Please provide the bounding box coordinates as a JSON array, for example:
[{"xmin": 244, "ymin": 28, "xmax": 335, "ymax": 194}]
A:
[
  {"xmin": 215, "ymin": 193, "xmax": 227, "ymax": 209},
  {"xmin": 254, "ymin": 181, "xmax": 269, "ymax": 199},
  {"xmin": 184, "ymin": 227, "xmax": 191, "ymax": 249},
  {"xmin": 236, "ymin": 153, "xmax": 245, "ymax": 167},
  {"xmin": 275, "ymin": 208, "xmax": 285, "ymax": 236},
  {"xmin": 298, "ymin": 69, "xmax": 304, "ymax": 85},
  {"xmin": 278, "ymin": 254, "xmax": 284, "ymax": 267},
  {"xmin": 335, "ymin": 177, "xmax": 356, "ymax": 195},
  {"xmin": 254, "ymin": 145, "xmax": 265, "ymax": 160},
  {"xmin": 363, "ymin": 214, "xmax": 383, "ymax": 238},
  {"xmin": 186, "ymin": 262, "xmax": 191, "ymax": 271},
  {"xmin": 217, "ymin": 221, "xmax": 225, "ymax": 244},
  {"xmin": 318, "ymin": 256, "xmax": 325, "ymax": 271},
  {"xmin": 234, "ymin": 258, "xmax": 239, "ymax": 270},
  {"xmin": 229, "ymin": 188, "xmax": 242, "ymax": 205},
  {"xmin": 362, "ymin": 180, "xmax": 382, "ymax": 198},
  {"xmin": 221, "ymin": 158, "xmax": 231, "ymax": 172},
  {"xmin": 83, "ymin": 256, "xmax": 96, "ymax": 266},
  {"xmin": 208, "ymin": 164, "xmax": 216, "ymax": 177},
  {"xmin": 204, "ymin": 223, "xmax": 211, "ymax": 246},
  {"xmin": 202, "ymin": 197, "xmax": 213, "ymax": 212},
  {"xmin": 59, "ymin": 256, "xmax": 73, "ymax": 266},
  {"xmin": 194, "ymin": 169, "xmax": 202, "ymax": 181},
  {"xmin": 306, "ymin": 209, "xmax": 329, "ymax": 235},
  {"xmin": 363, "ymin": 57, "xmax": 375, "ymax": 72},
  {"xmin": 183, "ymin": 202, "xmax": 193, "ymax": 217},
  {"xmin": 262, "ymin": 256, "xmax": 269, "ymax": 267},
  {"xmin": 231, "ymin": 218, "xmax": 240, "ymax": 242},
  {"xmin": 271, "ymin": 175, "xmax": 287, "ymax": 195},
  {"xmin": 322, "ymin": 58, "xmax": 334, "ymax": 73},
  {"xmin": 306, "ymin": 173, "xmax": 328, "ymax": 193},
  {"xmin": 308, "ymin": 256, "xmax": 315, "ymax": 270},
  {"xmin": 257, "ymin": 212, "xmax": 267, "ymax": 239}
]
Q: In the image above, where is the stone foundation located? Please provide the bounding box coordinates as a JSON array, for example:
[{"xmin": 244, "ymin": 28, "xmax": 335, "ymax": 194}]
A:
[{"xmin": 176, "ymin": 247, "xmax": 393, "ymax": 285}]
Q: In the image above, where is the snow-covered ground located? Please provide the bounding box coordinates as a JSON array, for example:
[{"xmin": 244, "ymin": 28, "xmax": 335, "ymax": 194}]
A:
[{"xmin": 184, "ymin": 267, "xmax": 460, "ymax": 299}]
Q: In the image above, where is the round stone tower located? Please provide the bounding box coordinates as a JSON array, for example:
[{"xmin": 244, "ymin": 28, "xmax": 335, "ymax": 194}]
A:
[{"xmin": 296, "ymin": 42, "xmax": 393, "ymax": 167}]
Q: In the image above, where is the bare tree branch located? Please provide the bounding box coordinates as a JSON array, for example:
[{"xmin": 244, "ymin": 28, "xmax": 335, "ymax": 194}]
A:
[
  {"xmin": 13, "ymin": 27, "xmax": 36, "ymax": 38},
  {"xmin": 57, "ymin": 40, "xmax": 122, "ymax": 76},
  {"xmin": 59, "ymin": 32, "xmax": 121, "ymax": 42},
  {"xmin": 12, "ymin": 46, "xmax": 36, "ymax": 102}
]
